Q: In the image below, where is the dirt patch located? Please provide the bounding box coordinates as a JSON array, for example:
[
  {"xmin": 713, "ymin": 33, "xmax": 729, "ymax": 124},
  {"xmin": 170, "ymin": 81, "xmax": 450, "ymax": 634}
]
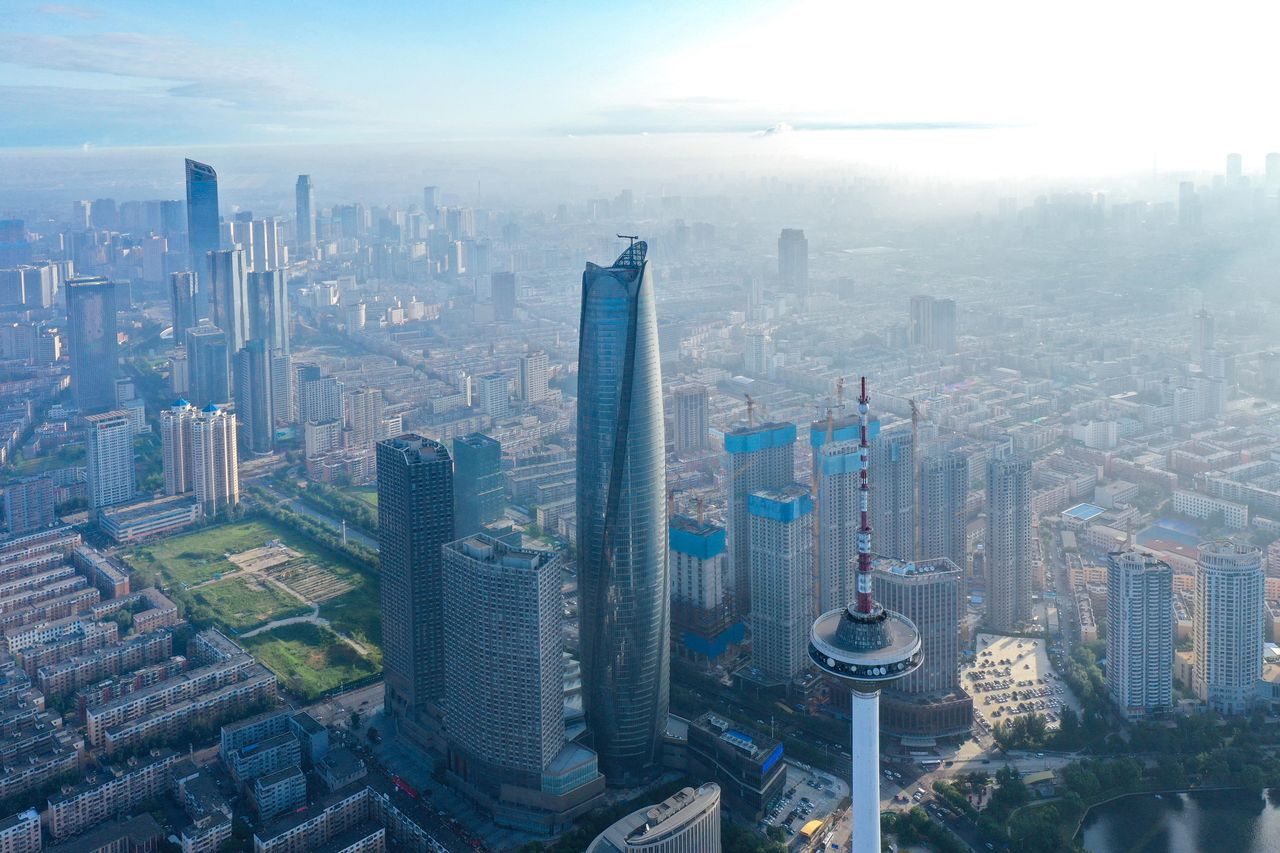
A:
[{"xmin": 229, "ymin": 542, "xmax": 301, "ymax": 573}]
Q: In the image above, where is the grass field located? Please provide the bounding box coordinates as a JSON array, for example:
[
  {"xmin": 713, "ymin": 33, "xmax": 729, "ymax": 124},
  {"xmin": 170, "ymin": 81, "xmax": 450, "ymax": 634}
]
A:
[
  {"xmin": 122, "ymin": 518, "xmax": 383, "ymax": 696},
  {"xmin": 352, "ymin": 488, "xmax": 378, "ymax": 508},
  {"xmin": 187, "ymin": 576, "xmax": 311, "ymax": 633},
  {"xmin": 122, "ymin": 519, "xmax": 312, "ymax": 587},
  {"xmin": 242, "ymin": 622, "xmax": 380, "ymax": 700}
]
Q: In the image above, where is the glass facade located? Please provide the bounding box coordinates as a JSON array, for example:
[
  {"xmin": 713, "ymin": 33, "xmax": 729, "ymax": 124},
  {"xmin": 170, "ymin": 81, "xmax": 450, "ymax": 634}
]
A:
[
  {"xmin": 65, "ymin": 275, "xmax": 119, "ymax": 414},
  {"xmin": 184, "ymin": 158, "xmax": 220, "ymax": 318},
  {"xmin": 576, "ymin": 241, "xmax": 669, "ymax": 786}
]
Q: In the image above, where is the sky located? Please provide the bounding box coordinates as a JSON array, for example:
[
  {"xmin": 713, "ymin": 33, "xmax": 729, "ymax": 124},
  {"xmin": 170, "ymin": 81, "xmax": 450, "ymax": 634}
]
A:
[{"xmin": 4, "ymin": 0, "xmax": 1280, "ymax": 177}]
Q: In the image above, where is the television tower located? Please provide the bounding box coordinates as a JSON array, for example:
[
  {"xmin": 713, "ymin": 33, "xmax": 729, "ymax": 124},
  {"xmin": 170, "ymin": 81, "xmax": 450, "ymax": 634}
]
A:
[{"xmin": 809, "ymin": 377, "xmax": 922, "ymax": 853}]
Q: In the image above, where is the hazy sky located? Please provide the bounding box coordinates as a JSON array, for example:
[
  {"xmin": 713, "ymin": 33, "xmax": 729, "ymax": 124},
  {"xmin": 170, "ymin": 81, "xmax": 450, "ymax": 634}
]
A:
[{"xmin": 4, "ymin": 0, "xmax": 1280, "ymax": 176}]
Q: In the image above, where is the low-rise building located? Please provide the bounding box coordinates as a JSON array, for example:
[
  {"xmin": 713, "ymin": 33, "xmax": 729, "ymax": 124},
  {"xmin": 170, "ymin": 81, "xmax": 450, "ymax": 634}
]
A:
[
  {"xmin": 685, "ymin": 713, "xmax": 784, "ymax": 820},
  {"xmin": 47, "ymin": 747, "xmax": 180, "ymax": 840}
]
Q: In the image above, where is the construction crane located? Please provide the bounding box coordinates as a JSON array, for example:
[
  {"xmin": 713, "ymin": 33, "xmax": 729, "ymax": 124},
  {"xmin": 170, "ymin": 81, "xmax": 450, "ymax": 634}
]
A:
[{"xmin": 745, "ymin": 394, "xmax": 756, "ymax": 427}]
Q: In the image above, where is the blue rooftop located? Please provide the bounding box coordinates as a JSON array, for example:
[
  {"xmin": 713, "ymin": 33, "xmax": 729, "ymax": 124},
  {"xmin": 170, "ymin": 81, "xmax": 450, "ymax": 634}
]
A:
[{"xmin": 1063, "ymin": 503, "xmax": 1105, "ymax": 521}]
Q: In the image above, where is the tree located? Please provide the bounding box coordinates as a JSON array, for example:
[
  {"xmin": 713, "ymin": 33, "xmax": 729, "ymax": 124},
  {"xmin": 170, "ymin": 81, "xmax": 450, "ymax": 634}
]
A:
[{"xmin": 349, "ymin": 710, "xmax": 362, "ymax": 729}]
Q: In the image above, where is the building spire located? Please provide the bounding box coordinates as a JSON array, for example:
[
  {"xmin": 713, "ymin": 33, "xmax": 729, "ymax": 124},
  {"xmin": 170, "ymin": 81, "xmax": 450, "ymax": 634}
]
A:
[{"xmin": 855, "ymin": 376, "xmax": 875, "ymax": 614}]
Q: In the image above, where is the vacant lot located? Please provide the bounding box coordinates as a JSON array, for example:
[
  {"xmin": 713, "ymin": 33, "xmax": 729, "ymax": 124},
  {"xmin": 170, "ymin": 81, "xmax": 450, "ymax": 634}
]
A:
[
  {"xmin": 123, "ymin": 519, "xmax": 309, "ymax": 587},
  {"xmin": 187, "ymin": 576, "xmax": 310, "ymax": 634},
  {"xmin": 121, "ymin": 518, "xmax": 383, "ymax": 695},
  {"xmin": 242, "ymin": 622, "xmax": 380, "ymax": 701}
]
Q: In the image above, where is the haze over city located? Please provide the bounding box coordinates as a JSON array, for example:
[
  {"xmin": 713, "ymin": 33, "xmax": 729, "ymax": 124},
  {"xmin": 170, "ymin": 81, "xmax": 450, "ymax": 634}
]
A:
[{"xmin": 3, "ymin": 3, "xmax": 1280, "ymax": 853}]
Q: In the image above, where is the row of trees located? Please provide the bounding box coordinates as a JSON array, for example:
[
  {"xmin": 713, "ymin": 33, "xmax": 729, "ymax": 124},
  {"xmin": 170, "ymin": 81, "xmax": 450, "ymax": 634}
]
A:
[
  {"xmin": 269, "ymin": 474, "xmax": 378, "ymax": 534},
  {"xmin": 245, "ymin": 487, "xmax": 378, "ymax": 570}
]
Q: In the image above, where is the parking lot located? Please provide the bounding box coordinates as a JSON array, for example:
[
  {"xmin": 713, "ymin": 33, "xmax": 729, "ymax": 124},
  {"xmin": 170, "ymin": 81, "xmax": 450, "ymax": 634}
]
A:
[
  {"xmin": 962, "ymin": 633, "xmax": 1079, "ymax": 737},
  {"xmin": 759, "ymin": 763, "xmax": 850, "ymax": 849}
]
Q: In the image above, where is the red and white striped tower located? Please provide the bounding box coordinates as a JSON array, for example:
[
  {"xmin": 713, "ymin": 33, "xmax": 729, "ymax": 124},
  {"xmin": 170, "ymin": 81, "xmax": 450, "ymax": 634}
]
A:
[{"xmin": 810, "ymin": 377, "xmax": 923, "ymax": 853}]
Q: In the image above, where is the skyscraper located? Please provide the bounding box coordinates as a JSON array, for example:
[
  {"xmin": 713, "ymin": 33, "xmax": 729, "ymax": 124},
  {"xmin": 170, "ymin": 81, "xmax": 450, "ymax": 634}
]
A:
[
  {"xmin": 908, "ymin": 295, "xmax": 957, "ymax": 352},
  {"xmin": 748, "ymin": 484, "xmax": 815, "ymax": 683},
  {"xmin": 247, "ymin": 269, "xmax": 289, "ymax": 354},
  {"xmin": 295, "ymin": 175, "xmax": 315, "ymax": 252},
  {"xmin": 1193, "ymin": 308, "xmax": 1214, "ymax": 365},
  {"xmin": 65, "ymin": 275, "xmax": 119, "ymax": 414},
  {"xmin": 247, "ymin": 218, "xmax": 285, "ymax": 273},
  {"xmin": 985, "ymin": 455, "xmax": 1033, "ymax": 632},
  {"xmin": 777, "ymin": 228, "xmax": 809, "ymax": 301},
  {"xmin": 518, "ymin": 351, "xmax": 550, "ymax": 403},
  {"xmin": 671, "ymin": 383, "xmax": 709, "ymax": 455},
  {"xmin": 1107, "ymin": 550, "xmax": 1173, "ymax": 719},
  {"xmin": 576, "ymin": 240, "xmax": 669, "ymax": 786},
  {"xmin": 491, "ymin": 272, "xmax": 516, "ymax": 320},
  {"xmin": 185, "ymin": 325, "xmax": 231, "ymax": 406},
  {"xmin": 377, "ymin": 435, "xmax": 454, "ymax": 737},
  {"xmin": 209, "ymin": 249, "xmax": 249, "ymax": 352},
  {"xmin": 452, "ymin": 433, "xmax": 502, "ymax": 537},
  {"xmin": 726, "ymin": 421, "xmax": 796, "ymax": 616},
  {"xmin": 184, "ymin": 159, "xmax": 220, "ymax": 317},
  {"xmin": 441, "ymin": 535, "xmax": 604, "ymax": 829},
  {"xmin": 816, "ymin": 432, "xmax": 859, "ymax": 614},
  {"xmin": 869, "ymin": 424, "xmax": 914, "ymax": 562},
  {"xmin": 235, "ymin": 340, "xmax": 274, "ymax": 454},
  {"xmin": 190, "ymin": 404, "xmax": 240, "ymax": 514},
  {"xmin": 1194, "ymin": 540, "xmax": 1264, "ymax": 715},
  {"xmin": 920, "ymin": 450, "xmax": 969, "ymax": 570},
  {"xmin": 876, "ymin": 556, "xmax": 972, "ymax": 739},
  {"xmin": 160, "ymin": 399, "xmax": 195, "ymax": 495},
  {"xmin": 85, "ymin": 411, "xmax": 135, "ymax": 511},
  {"xmin": 169, "ymin": 272, "xmax": 197, "ymax": 339}
]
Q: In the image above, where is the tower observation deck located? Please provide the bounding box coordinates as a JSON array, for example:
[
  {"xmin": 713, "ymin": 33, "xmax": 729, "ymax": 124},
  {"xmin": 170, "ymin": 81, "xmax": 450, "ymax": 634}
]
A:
[{"xmin": 809, "ymin": 377, "xmax": 922, "ymax": 853}]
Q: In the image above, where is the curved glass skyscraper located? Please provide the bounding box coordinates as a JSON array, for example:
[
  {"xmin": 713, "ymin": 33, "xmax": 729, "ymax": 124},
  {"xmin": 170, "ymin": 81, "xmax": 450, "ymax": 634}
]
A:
[
  {"xmin": 185, "ymin": 158, "xmax": 220, "ymax": 318},
  {"xmin": 577, "ymin": 240, "xmax": 669, "ymax": 786}
]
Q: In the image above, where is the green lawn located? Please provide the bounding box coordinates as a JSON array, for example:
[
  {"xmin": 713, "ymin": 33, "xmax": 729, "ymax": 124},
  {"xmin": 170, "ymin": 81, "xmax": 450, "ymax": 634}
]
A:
[
  {"xmin": 123, "ymin": 518, "xmax": 327, "ymax": 587},
  {"xmin": 320, "ymin": 577, "xmax": 380, "ymax": 649},
  {"xmin": 352, "ymin": 488, "xmax": 378, "ymax": 508},
  {"xmin": 242, "ymin": 622, "xmax": 380, "ymax": 701},
  {"xmin": 187, "ymin": 577, "xmax": 311, "ymax": 634}
]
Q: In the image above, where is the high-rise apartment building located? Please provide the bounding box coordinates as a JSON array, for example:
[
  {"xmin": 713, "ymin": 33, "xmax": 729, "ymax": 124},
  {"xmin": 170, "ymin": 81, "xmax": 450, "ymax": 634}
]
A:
[
  {"xmin": 1193, "ymin": 308, "xmax": 1214, "ymax": 364},
  {"xmin": 669, "ymin": 514, "xmax": 735, "ymax": 662},
  {"xmin": 726, "ymin": 421, "xmax": 796, "ymax": 616},
  {"xmin": 66, "ymin": 275, "xmax": 119, "ymax": 414},
  {"xmin": 1106, "ymin": 551, "xmax": 1173, "ymax": 719},
  {"xmin": 185, "ymin": 326, "xmax": 231, "ymax": 406},
  {"xmin": 1194, "ymin": 540, "xmax": 1264, "ymax": 715},
  {"xmin": 875, "ymin": 556, "xmax": 972, "ymax": 739},
  {"xmin": 299, "ymin": 375, "xmax": 344, "ymax": 425},
  {"xmin": 170, "ymin": 272, "xmax": 197, "ymax": 340},
  {"xmin": 208, "ymin": 249, "xmax": 249, "ymax": 352},
  {"xmin": 518, "ymin": 351, "xmax": 550, "ymax": 403},
  {"xmin": 748, "ymin": 484, "xmax": 814, "ymax": 684},
  {"xmin": 671, "ymin": 383, "xmax": 709, "ymax": 455},
  {"xmin": 491, "ymin": 272, "xmax": 516, "ymax": 320},
  {"xmin": 920, "ymin": 450, "xmax": 969, "ymax": 570},
  {"xmin": 908, "ymin": 295, "xmax": 958, "ymax": 353},
  {"xmin": 985, "ymin": 454, "xmax": 1033, "ymax": 631},
  {"xmin": 475, "ymin": 373, "xmax": 509, "ymax": 419},
  {"xmin": 452, "ymin": 433, "xmax": 502, "ymax": 537},
  {"xmin": 3, "ymin": 477, "xmax": 56, "ymax": 535},
  {"xmin": 441, "ymin": 536, "xmax": 604, "ymax": 829},
  {"xmin": 777, "ymin": 228, "xmax": 809, "ymax": 301},
  {"xmin": 160, "ymin": 400, "xmax": 195, "ymax": 495},
  {"xmin": 377, "ymin": 435, "xmax": 454, "ymax": 736},
  {"xmin": 869, "ymin": 424, "xmax": 914, "ymax": 562},
  {"xmin": 235, "ymin": 340, "xmax": 274, "ymax": 454},
  {"xmin": 185, "ymin": 159, "xmax": 220, "ymax": 317},
  {"xmin": 295, "ymin": 175, "xmax": 315, "ymax": 252},
  {"xmin": 576, "ymin": 240, "xmax": 668, "ymax": 786},
  {"xmin": 816, "ymin": 432, "xmax": 859, "ymax": 614},
  {"xmin": 190, "ymin": 404, "xmax": 240, "ymax": 514},
  {"xmin": 85, "ymin": 411, "xmax": 135, "ymax": 511},
  {"xmin": 343, "ymin": 387, "xmax": 384, "ymax": 451}
]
